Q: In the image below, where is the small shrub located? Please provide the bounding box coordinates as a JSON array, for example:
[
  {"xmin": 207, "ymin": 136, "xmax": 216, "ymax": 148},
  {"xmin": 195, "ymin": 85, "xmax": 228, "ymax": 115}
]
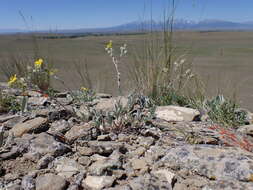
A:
[
  {"xmin": 89, "ymin": 94, "xmax": 155, "ymax": 134},
  {"xmin": 2, "ymin": 56, "xmax": 57, "ymax": 93},
  {"xmin": 73, "ymin": 87, "xmax": 96, "ymax": 103},
  {"xmin": 0, "ymin": 90, "xmax": 21, "ymax": 113},
  {"xmin": 29, "ymin": 58, "xmax": 57, "ymax": 92},
  {"xmin": 206, "ymin": 95, "xmax": 247, "ymax": 127},
  {"xmin": 193, "ymin": 95, "xmax": 247, "ymax": 127}
]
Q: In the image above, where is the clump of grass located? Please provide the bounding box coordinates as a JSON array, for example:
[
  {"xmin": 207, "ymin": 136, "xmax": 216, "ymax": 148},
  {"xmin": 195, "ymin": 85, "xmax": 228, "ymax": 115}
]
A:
[
  {"xmin": 73, "ymin": 58, "xmax": 93, "ymax": 90},
  {"xmin": 128, "ymin": 1, "xmax": 197, "ymax": 106},
  {"xmin": 0, "ymin": 54, "xmax": 33, "ymax": 80}
]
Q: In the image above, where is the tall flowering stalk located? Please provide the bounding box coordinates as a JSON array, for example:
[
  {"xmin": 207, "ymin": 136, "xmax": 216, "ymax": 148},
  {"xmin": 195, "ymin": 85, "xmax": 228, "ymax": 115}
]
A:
[{"xmin": 105, "ymin": 40, "xmax": 127, "ymax": 95}]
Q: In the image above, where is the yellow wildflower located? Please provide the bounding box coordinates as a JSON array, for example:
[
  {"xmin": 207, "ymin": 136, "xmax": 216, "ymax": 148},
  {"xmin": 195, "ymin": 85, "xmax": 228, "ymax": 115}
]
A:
[
  {"xmin": 81, "ymin": 87, "xmax": 88, "ymax": 91},
  {"xmin": 106, "ymin": 40, "xmax": 113, "ymax": 49},
  {"xmin": 8, "ymin": 74, "xmax": 17, "ymax": 86},
  {"xmin": 34, "ymin": 58, "xmax": 43, "ymax": 69}
]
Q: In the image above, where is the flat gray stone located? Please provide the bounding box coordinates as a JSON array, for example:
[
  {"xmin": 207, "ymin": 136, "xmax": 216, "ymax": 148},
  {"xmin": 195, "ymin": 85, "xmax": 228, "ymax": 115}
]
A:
[
  {"xmin": 237, "ymin": 124, "xmax": 253, "ymax": 136},
  {"xmin": 152, "ymin": 169, "xmax": 176, "ymax": 186},
  {"xmin": 155, "ymin": 105, "xmax": 200, "ymax": 122},
  {"xmin": 24, "ymin": 133, "xmax": 71, "ymax": 161},
  {"xmin": 82, "ymin": 176, "xmax": 115, "ymax": 190},
  {"xmin": 10, "ymin": 117, "xmax": 48, "ymax": 137},
  {"xmin": 160, "ymin": 144, "xmax": 253, "ymax": 182},
  {"xmin": 36, "ymin": 173, "xmax": 67, "ymax": 190},
  {"xmin": 87, "ymin": 141, "xmax": 124, "ymax": 155},
  {"xmin": 28, "ymin": 97, "xmax": 48, "ymax": 106},
  {"xmin": 94, "ymin": 96, "xmax": 128, "ymax": 112},
  {"xmin": 54, "ymin": 157, "xmax": 85, "ymax": 178},
  {"xmin": 64, "ymin": 123, "xmax": 93, "ymax": 143}
]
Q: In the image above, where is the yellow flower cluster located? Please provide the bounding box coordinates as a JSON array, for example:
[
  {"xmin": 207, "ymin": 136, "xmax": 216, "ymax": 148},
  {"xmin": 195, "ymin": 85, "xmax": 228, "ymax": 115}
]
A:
[
  {"xmin": 8, "ymin": 74, "xmax": 17, "ymax": 86},
  {"xmin": 106, "ymin": 40, "xmax": 113, "ymax": 49},
  {"xmin": 81, "ymin": 87, "xmax": 88, "ymax": 91},
  {"xmin": 34, "ymin": 58, "xmax": 43, "ymax": 69}
]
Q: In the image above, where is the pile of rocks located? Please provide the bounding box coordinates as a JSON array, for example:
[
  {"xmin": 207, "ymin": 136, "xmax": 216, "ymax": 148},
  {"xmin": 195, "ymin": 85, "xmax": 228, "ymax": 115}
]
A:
[{"xmin": 1, "ymin": 83, "xmax": 253, "ymax": 190}]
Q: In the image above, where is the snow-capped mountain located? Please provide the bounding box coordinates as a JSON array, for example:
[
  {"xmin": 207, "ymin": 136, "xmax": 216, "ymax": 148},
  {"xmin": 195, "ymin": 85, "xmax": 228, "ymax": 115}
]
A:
[{"xmin": 2, "ymin": 19, "xmax": 253, "ymax": 34}]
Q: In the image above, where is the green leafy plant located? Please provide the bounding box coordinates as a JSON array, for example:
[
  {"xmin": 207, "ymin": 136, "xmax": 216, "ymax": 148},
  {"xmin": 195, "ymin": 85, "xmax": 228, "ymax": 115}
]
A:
[
  {"xmin": 29, "ymin": 58, "xmax": 57, "ymax": 92},
  {"xmin": 89, "ymin": 94, "xmax": 155, "ymax": 134},
  {"xmin": 73, "ymin": 87, "xmax": 96, "ymax": 103},
  {"xmin": 154, "ymin": 88, "xmax": 189, "ymax": 106},
  {"xmin": 0, "ymin": 90, "xmax": 21, "ymax": 113},
  {"xmin": 7, "ymin": 75, "xmax": 29, "ymax": 113},
  {"xmin": 192, "ymin": 95, "xmax": 247, "ymax": 127},
  {"xmin": 206, "ymin": 95, "xmax": 247, "ymax": 127}
]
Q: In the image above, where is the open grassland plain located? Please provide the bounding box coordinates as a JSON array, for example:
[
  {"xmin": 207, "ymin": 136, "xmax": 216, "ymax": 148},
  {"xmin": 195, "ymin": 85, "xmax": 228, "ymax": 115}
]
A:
[{"xmin": 1, "ymin": 31, "xmax": 253, "ymax": 110}]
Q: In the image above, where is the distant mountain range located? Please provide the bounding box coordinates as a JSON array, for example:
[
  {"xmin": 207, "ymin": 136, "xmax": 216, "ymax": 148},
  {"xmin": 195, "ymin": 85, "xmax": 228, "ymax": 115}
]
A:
[{"xmin": 2, "ymin": 19, "xmax": 253, "ymax": 34}]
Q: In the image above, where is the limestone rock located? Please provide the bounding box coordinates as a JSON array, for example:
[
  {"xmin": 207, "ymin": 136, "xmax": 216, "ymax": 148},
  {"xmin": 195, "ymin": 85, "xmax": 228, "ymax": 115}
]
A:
[
  {"xmin": 27, "ymin": 90, "xmax": 42, "ymax": 97},
  {"xmin": 152, "ymin": 169, "xmax": 176, "ymax": 186},
  {"xmin": 10, "ymin": 117, "xmax": 48, "ymax": 137},
  {"xmin": 82, "ymin": 176, "xmax": 115, "ymax": 190},
  {"xmin": 64, "ymin": 123, "xmax": 94, "ymax": 143},
  {"xmin": 131, "ymin": 158, "xmax": 148, "ymax": 170},
  {"xmin": 88, "ymin": 157, "xmax": 122, "ymax": 176},
  {"xmin": 94, "ymin": 96, "xmax": 128, "ymax": 112},
  {"xmin": 48, "ymin": 119, "xmax": 71, "ymax": 134},
  {"xmin": 21, "ymin": 175, "xmax": 35, "ymax": 190},
  {"xmin": 87, "ymin": 141, "xmax": 124, "ymax": 156},
  {"xmin": 28, "ymin": 97, "xmax": 48, "ymax": 106},
  {"xmin": 54, "ymin": 157, "xmax": 84, "ymax": 178},
  {"xmin": 24, "ymin": 132, "xmax": 71, "ymax": 161},
  {"xmin": 160, "ymin": 144, "xmax": 253, "ymax": 182},
  {"xmin": 128, "ymin": 174, "xmax": 172, "ymax": 190},
  {"xmin": 203, "ymin": 179, "xmax": 253, "ymax": 190},
  {"xmin": 155, "ymin": 105, "xmax": 200, "ymax": 122},
  {"xmin": 36, "ymin": 154, "xmax": 54, "ymax": 169},
  {"xmin": 237, "ymin": 124, "xmax": 253, "ymax": 136},
  {"xmin": 88, "ymin": 150, "xmax": 123, "ymax": 175},
  {"xmin": 36, "ymin": 173, "xmax": 67, "ymax": 190},
  {"xmin": 0, "ymin": 114, "xmax": 20, "ymax": 123},
  {"xmin": 77, "ymin": 146, "xmax": 95, "ymax": 156}
]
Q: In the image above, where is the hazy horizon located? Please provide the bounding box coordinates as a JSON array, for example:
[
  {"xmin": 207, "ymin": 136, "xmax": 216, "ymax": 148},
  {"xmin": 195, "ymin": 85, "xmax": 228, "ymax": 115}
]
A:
[{"xmin": 1, "ymin": 0, "xmax": 253, "ymax": 30}]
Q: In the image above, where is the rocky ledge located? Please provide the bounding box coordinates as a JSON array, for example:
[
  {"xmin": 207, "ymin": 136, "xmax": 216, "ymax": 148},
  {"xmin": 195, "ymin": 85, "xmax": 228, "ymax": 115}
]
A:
[{"xmin": 1, "ymin": 84, "xmax": 253, "ymax": 190}]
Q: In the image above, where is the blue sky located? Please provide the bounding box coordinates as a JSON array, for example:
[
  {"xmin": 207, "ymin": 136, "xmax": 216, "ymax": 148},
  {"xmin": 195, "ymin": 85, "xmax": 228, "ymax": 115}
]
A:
[{"xmin": 1, "ymin": 0, "xmax": 253, "ymax": 30}]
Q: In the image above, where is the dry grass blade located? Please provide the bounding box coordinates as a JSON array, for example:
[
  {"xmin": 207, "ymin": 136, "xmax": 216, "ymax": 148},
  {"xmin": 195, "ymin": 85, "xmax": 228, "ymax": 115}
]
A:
[
  {"xmin": 0, "ymin": 54, "xmax": 33, "ymax": 80},
  {"xmin": 73, "ymin": 58, "xmax": 93, "ymax": 90}
]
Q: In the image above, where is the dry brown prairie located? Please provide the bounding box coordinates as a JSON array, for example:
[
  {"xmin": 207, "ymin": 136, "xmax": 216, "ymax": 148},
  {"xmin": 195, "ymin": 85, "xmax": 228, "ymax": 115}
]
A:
[{"xmin": 0, "ymin": 31, "xmax": 253, "ymax": 110}]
